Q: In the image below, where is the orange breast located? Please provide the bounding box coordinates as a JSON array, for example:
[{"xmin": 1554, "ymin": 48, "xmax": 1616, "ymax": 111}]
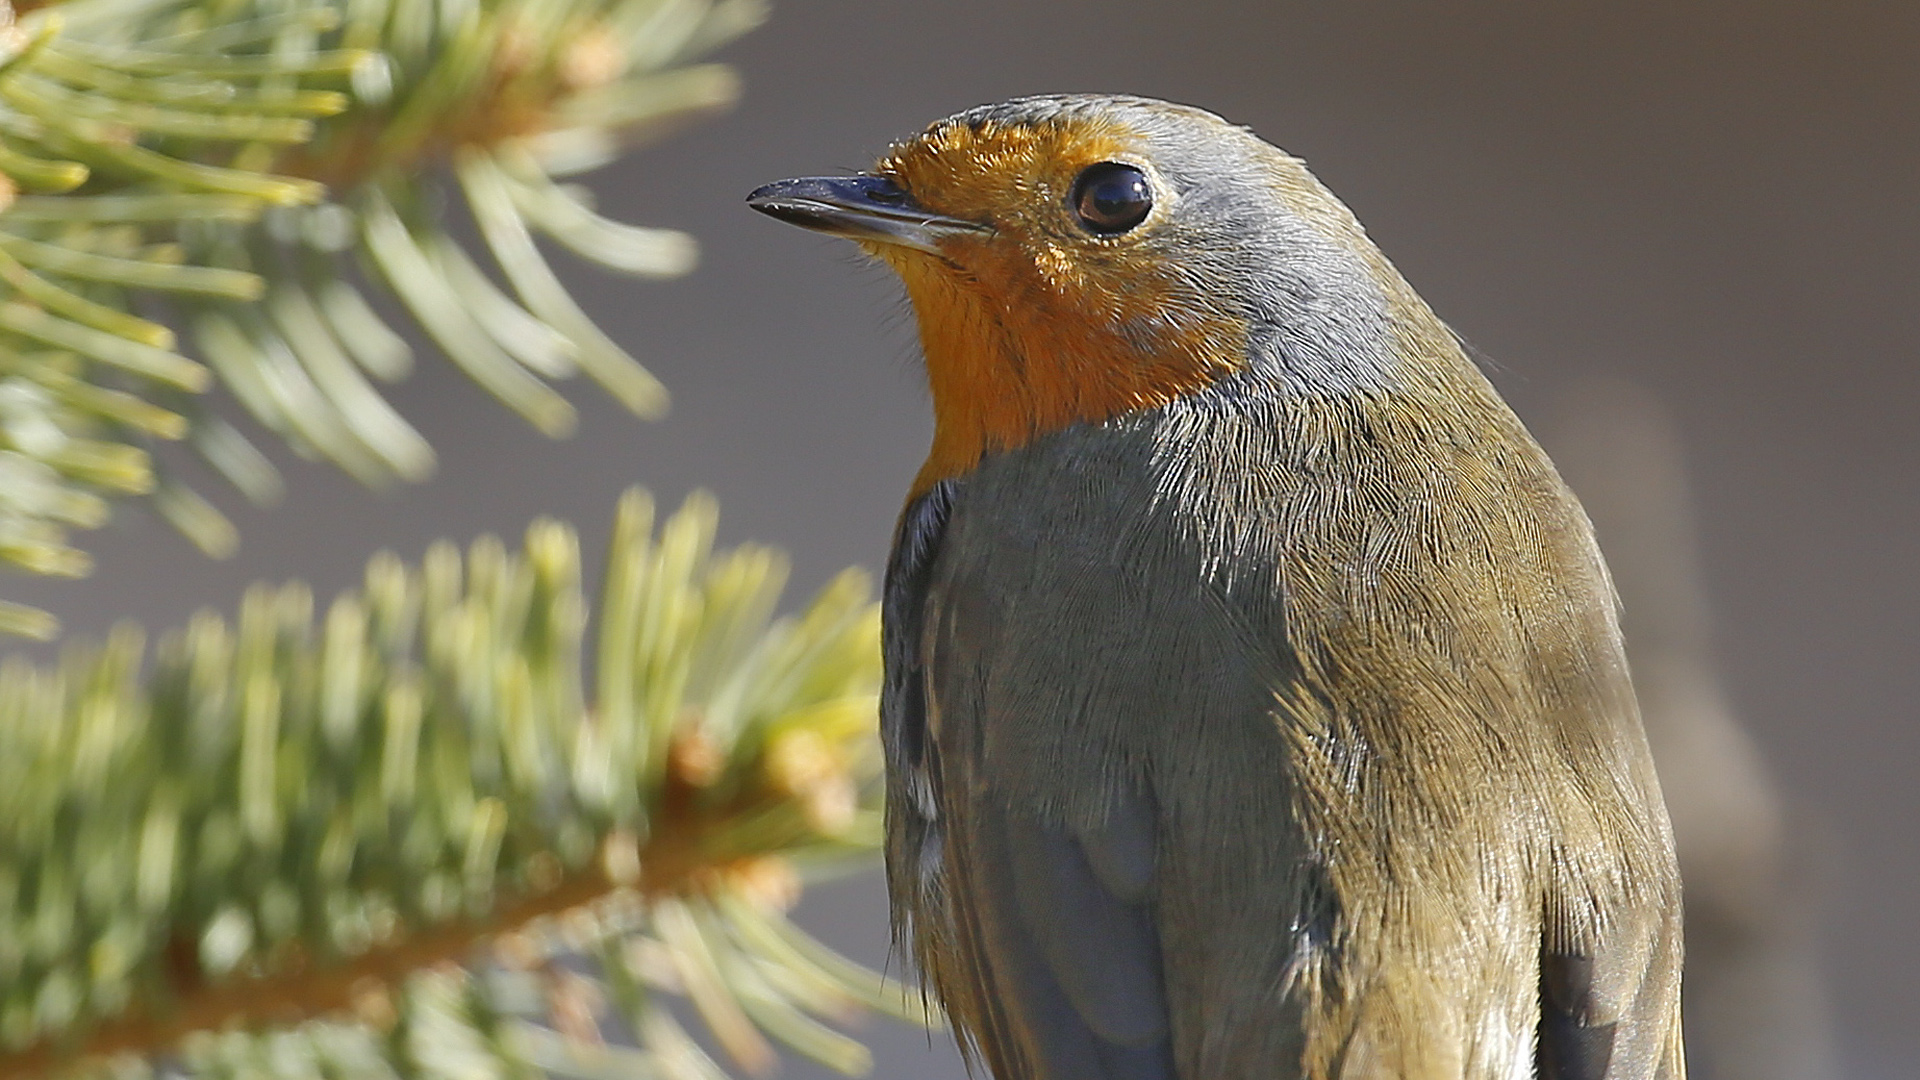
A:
[{"xmin": 879, "ymin": 242, "xmax": 1247, "ymax": 496}]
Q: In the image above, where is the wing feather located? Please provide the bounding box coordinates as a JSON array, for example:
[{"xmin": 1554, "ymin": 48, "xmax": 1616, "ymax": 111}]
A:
[{"xmin": 882, "ymin": 480, "xmax": 1176, "ymax": 1080}]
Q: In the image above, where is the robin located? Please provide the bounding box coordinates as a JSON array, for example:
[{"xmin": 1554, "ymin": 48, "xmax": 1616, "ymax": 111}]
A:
[{"xmin": 749, "ymin": 94, "xmax": 1683, "ymax": 1080}]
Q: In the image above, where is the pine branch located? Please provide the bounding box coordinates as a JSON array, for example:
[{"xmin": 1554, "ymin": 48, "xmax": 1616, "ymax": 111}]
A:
[
  {"xmin": 0, "ymin": 0, "xmax": 760, "ymax": 632},
  {"xmin": 0, "ymin": 489, "xmax": 931, "ymax": 1079}
]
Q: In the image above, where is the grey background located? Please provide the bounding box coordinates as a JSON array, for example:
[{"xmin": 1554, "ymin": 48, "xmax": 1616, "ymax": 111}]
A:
[{"xmin": 15, "ymin": 1, "xmax": 1916, "ymax": 1076}]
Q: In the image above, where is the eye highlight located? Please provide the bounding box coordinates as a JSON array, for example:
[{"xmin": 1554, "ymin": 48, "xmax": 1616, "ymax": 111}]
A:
[{"xmin": 1069, "ymin": 162, "xmax": 1153, "ymax": 235}]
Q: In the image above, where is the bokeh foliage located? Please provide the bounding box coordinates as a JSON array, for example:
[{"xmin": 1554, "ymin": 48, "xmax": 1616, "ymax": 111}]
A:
[
  {"xmin": 0, "ymin": 0, "xmax": 755, "ymax": 634},
  {"xmin": 0, "ymin": 491, "xmax": 925, "ymax": 1079},
  {"xmin": 0, "ymin": 0, "xmax": 932, "ymax": 1077}
]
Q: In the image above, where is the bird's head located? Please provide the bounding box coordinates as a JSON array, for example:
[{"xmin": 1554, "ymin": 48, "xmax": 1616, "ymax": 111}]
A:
[{"xmin": 750, "ymin": 95, "xmax": 1442, "ymax": 491}]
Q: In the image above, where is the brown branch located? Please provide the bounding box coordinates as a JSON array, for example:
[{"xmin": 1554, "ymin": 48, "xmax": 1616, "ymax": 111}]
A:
[
  {"xmin": 272, "ymin": 22, "xmax": 628, "ymax": 191},
  {"xmin": 0, "ymin": 759, "xmax": 796, "ymax": 1080}
]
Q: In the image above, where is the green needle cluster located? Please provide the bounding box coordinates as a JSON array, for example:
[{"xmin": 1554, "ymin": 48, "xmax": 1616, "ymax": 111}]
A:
[
  {"xmin": 0, "ymin": 0, "xmax": 758, "ymax": 633},
  {"xmin": 0, "ymin": 489, "xmax": 925, "ymax": 1080}
]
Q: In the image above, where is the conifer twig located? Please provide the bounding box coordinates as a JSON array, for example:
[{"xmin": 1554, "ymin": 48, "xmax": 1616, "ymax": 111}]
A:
[
  {"xmin": 0, "ymin": 490, "xmax": 921, "ymax": 1080},
  {"xmin": 0, "ymin": 0, "xmax": 764, "ymax": 630}
]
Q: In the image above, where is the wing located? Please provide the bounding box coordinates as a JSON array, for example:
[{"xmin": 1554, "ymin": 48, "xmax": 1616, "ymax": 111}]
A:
[
  {"xmin": 878, "ymin": 479, "xmax": 949, "ymax": 963},
  {"xmin": 881, "ymin": 479, "xmax": 1177, "ymax": 1080},
  {"xmin": 1538, "ymin": 910, "xmax": 1687, "ymax": 1080}
]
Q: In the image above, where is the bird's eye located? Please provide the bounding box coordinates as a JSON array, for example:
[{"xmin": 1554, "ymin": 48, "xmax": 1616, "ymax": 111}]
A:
[{"xmin": 1069, "ymin": 162, "xmax": 1153, "ymax": 235}]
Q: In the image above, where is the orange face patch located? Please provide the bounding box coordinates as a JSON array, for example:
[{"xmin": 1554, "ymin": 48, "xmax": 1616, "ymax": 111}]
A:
[{"xmin": 872, "ymin": 114, "xmax": 1250, "ymax": 494}]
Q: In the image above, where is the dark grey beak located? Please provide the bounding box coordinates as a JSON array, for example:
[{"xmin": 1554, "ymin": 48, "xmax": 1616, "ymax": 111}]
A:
[{"xmin": 746, "ymin": 175, "xmax": 989, "ymax": 254}]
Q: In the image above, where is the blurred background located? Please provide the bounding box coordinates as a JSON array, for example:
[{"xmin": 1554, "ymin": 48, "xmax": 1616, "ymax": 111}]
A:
[{"xmin": 14, "ymin": 1, "xmax": 1916, "ymax": 1077}]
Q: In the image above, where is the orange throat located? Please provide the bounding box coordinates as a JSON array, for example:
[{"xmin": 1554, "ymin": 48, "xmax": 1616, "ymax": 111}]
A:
[{"xmin": 881, "ymin": 246, "xmax": 1246, "ymax": 496}]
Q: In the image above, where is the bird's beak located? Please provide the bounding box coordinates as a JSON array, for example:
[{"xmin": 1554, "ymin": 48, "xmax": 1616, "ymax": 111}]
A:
[{"xmin": 747, "ymin": 175, "xmax": 989, "ymax": 254}]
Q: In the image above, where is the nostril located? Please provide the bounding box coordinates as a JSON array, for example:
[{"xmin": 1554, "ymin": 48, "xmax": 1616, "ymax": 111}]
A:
[{"xmin": 864, "ymin": 177, "xmax": 909, "ymax": 205}]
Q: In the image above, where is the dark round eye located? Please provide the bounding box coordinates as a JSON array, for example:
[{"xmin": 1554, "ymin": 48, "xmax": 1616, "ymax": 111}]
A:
[{"xmin": 1069, "ymin": 162, "xmax": 1153, "ymax": 234}]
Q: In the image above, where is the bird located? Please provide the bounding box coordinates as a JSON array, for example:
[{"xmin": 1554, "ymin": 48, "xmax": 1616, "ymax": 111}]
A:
[{"xmin": 747, "ymin": 94, "xmax": 1684, "ymax": 1080}]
